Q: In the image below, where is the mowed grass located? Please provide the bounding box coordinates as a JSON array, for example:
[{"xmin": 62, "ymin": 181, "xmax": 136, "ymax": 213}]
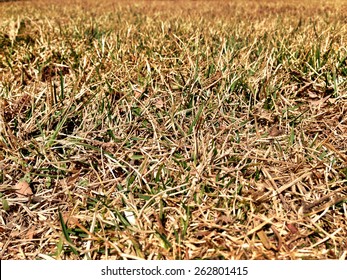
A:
[{"xmin": 0, "ymin": 0, "xmax": 347, "ymax": 260}]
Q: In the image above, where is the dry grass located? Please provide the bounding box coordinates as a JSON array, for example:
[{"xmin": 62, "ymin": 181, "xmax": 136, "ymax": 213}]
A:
[{"xmin": 1, "ymin": 0, "xmax": 347, "ymax": 260}]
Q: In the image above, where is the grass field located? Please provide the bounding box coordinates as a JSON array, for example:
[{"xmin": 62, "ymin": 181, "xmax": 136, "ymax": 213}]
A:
[{"xmin": 1, "ymin": 0, "xmax": 347, "ymax": 260}]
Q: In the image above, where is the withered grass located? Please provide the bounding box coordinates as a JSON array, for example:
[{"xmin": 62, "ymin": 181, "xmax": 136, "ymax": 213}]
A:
[{"xmin": 1, "ymin": 0, "xmax": 347, "ymax": 260}]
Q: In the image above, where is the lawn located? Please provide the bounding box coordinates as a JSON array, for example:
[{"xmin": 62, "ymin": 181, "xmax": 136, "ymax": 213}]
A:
[{"xmin": 0, "ymin": 0, "xmax": 347, "ymax": 260}]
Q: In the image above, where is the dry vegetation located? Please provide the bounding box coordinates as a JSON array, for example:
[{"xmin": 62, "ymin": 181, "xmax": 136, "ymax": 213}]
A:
[{"xmin": 1, "ymin": 0, "xmax": 347, "ymax": 260}]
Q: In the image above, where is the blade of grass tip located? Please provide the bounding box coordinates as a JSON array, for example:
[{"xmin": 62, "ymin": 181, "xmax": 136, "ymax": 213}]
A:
[
  {"xmin": 155, "ymin": 164, "xmax": 164, "ymax": 183},
  {"xmin": 56, "ymin": 237, "xmax": 64, "ymax": 257},
  {"xmin": 2, "ymin": 197, "xmax": 10, "ymax": 211},
  {"xmin": 289, "ymin": 108, "xmax": 309, "ymax": 126},
  {"xmin": 155, "ymin": 231, "xmax": 172, "ymax": 249},
  {"xmin": 333, "ymin": 71, "xmax": 338, "ymax": 96},
  {"xmin": 58, "ymin": 207, "xmax": 78, "ymax": 255},
  {"xmin": 159, "ymin": 199, "xmax": 164, "ymax": 220},
  {"xmin": 59, "ymin": 70, "xmax": 65, "ymax": 101},
  {"xmin": 114, "ymin": 209, "xmax": 131, "ymax": 227},
  {"xmin": 289, "ymin": 126, "xmax": 295, "ymax": 146},
  {"xmin": 181, "ymin": 204, "xmax": 190, "ymax": 238},
  {"xmin": 309, "ymin": 132, "xmax": 319, "ymax": 148},
  {"xmin": 46, "ymin": 103, "xmax": 72, "ymax": 148},
  {"xmin": 188, "ymin": 104, "xmax": 204, "ymax": 135}
]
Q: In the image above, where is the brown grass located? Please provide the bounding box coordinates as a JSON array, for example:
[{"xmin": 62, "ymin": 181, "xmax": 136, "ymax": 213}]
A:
[{"xmin": 0, "ymin": 0, "xmax": 347, "ymax": 260}]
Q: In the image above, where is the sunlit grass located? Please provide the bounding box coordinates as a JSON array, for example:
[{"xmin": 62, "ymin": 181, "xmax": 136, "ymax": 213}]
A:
[{"xmin": 0, "ymin": 0, "xmax": 347, "ymax": 260}]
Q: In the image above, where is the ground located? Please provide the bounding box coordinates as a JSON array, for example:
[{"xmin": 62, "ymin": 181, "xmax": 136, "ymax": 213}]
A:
[{"xmin": 0, "ymin": 0, "xmax": 347, "ymax": 260}]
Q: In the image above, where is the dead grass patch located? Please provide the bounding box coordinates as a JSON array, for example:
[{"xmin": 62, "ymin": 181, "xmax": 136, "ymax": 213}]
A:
[{"xmin": 1, "ymin": 0, "xmax": 347, "ymax": 260}]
